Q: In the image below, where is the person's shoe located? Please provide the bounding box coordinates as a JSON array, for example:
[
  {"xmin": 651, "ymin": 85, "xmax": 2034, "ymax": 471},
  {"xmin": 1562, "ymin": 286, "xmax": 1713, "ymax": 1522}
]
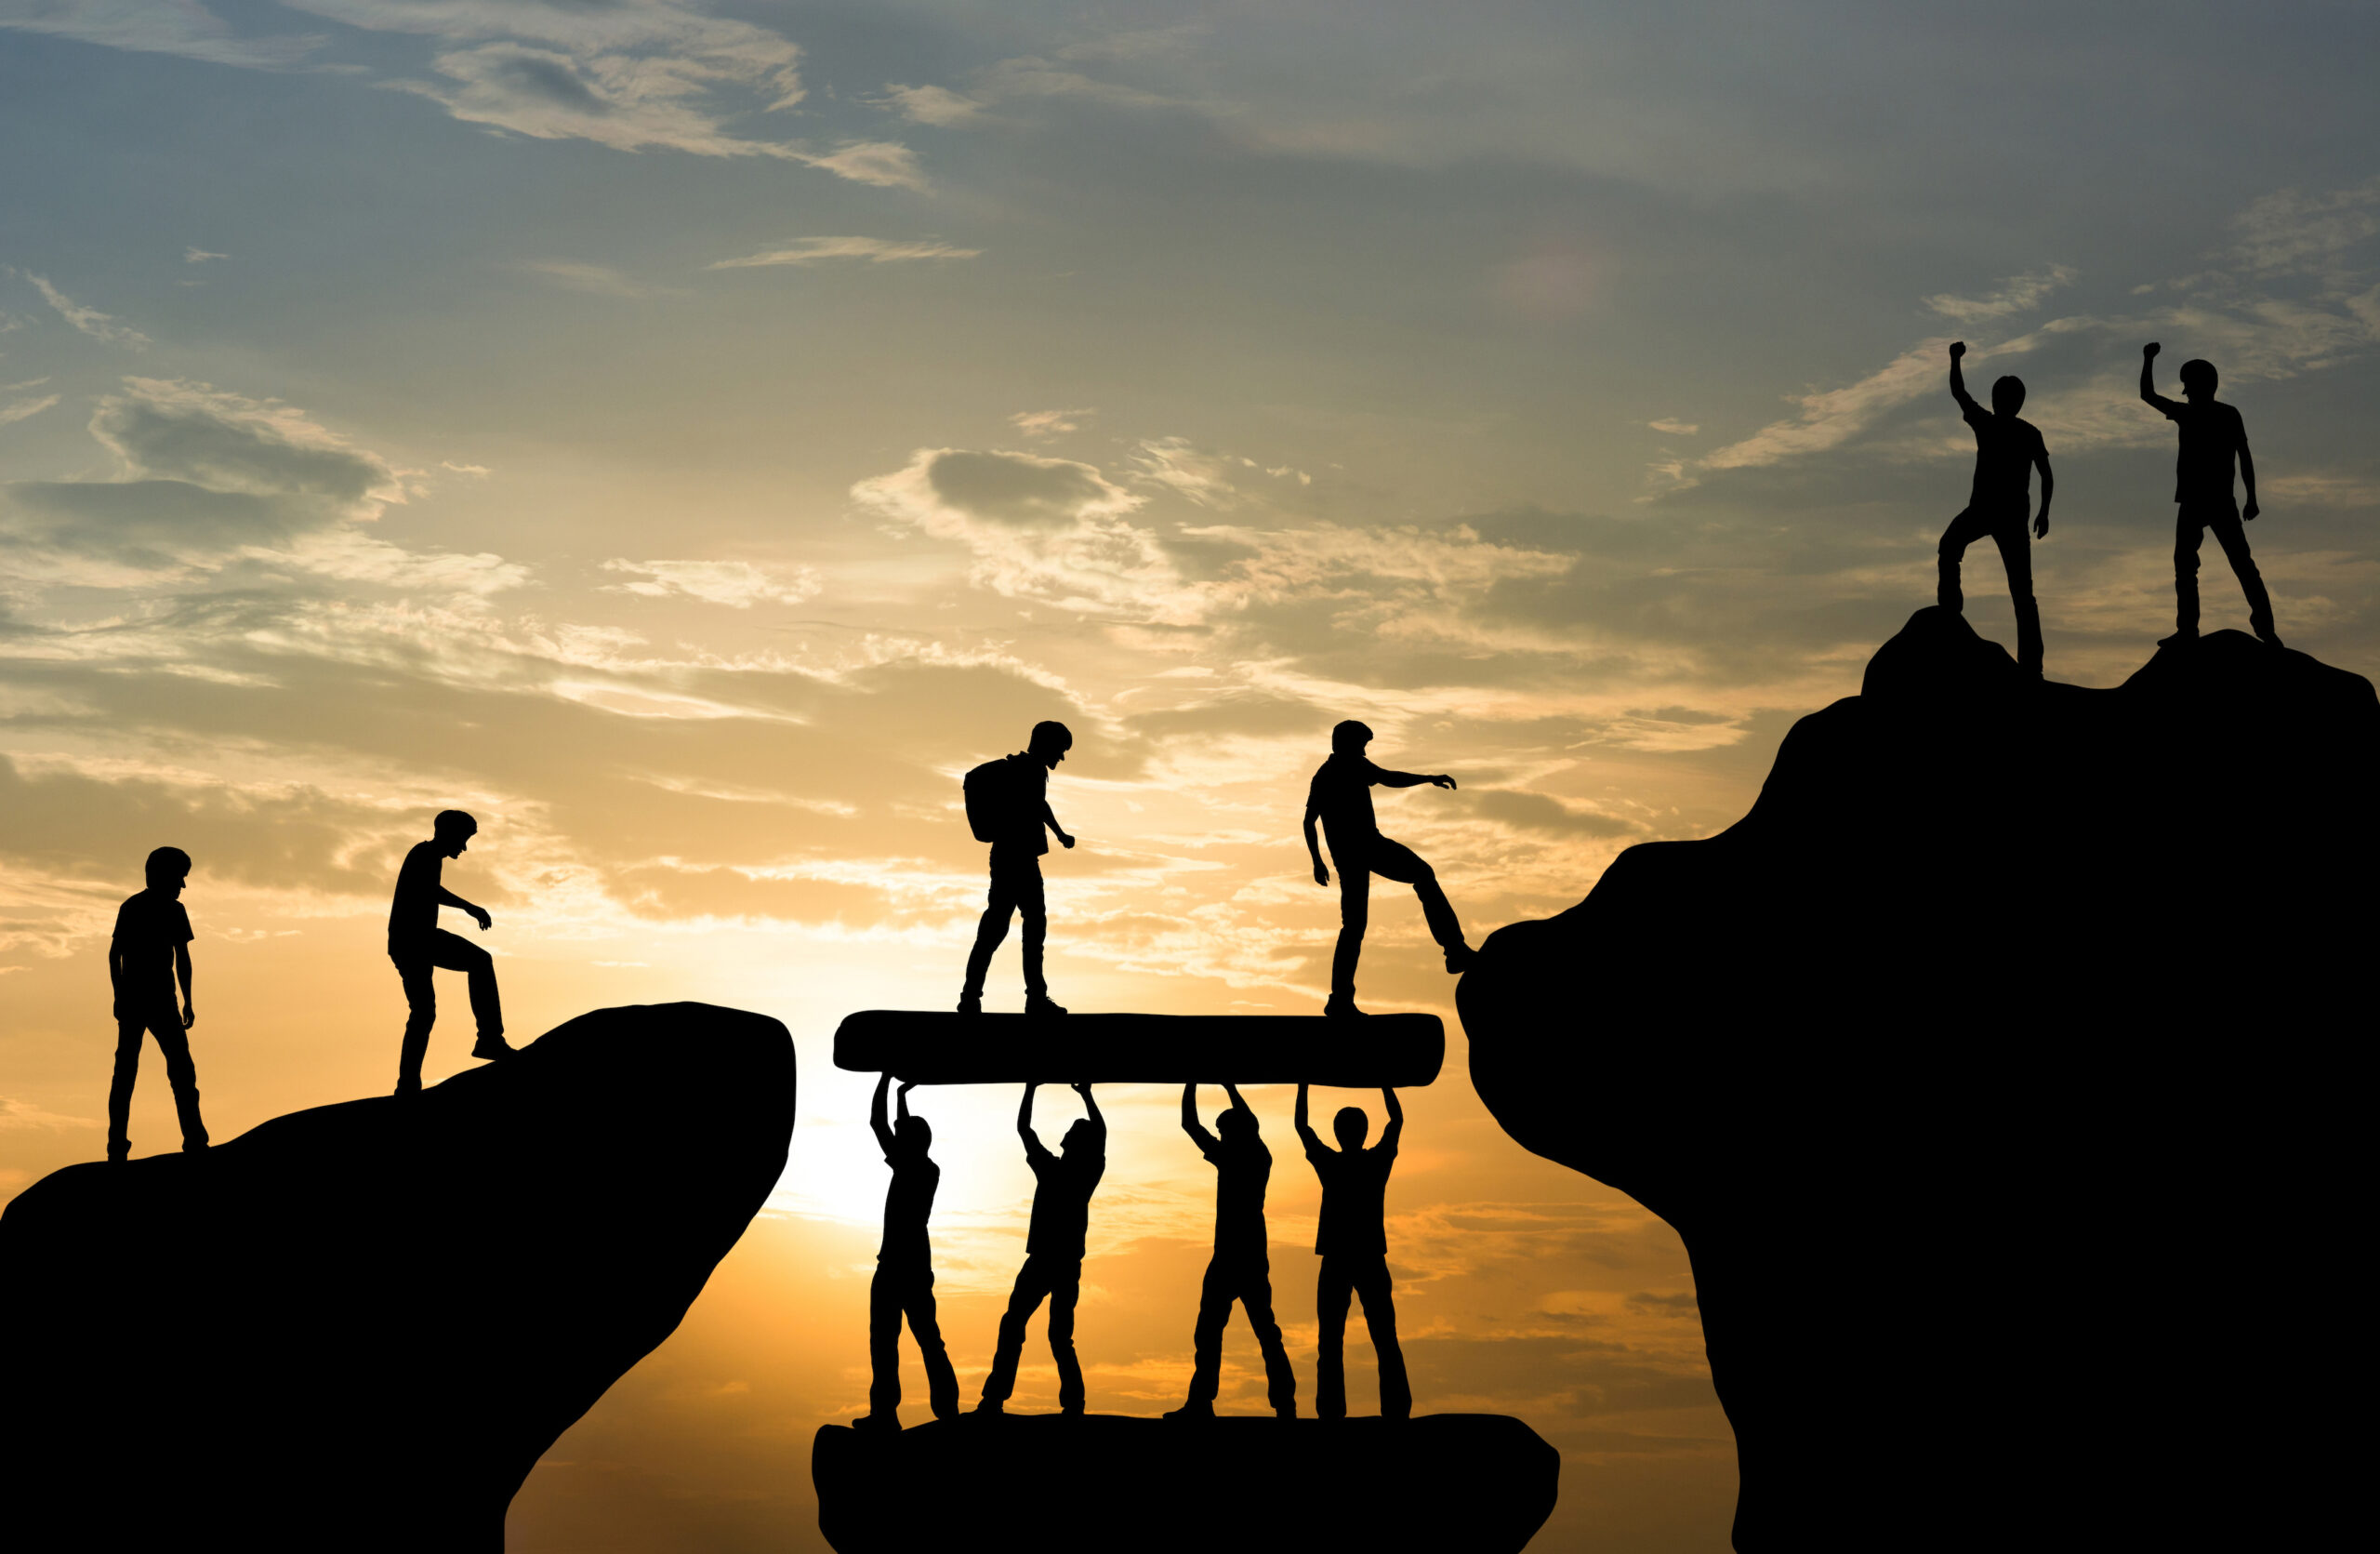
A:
[
  {"xmin": 2258, "ymin": 629, "xmax": 2286, "ymax": 649},
  {"xmin": 1274, "ymin": 1404, "xmax": 1298, "ymax": 1420},
  {"xmin": 471, "ymin": 1034, "xmax": 520, "ymax": 1061},
  {"xmin": 182, "ymin": 1138, "xmax": 209, "ymax": 1155},
  {"xmin": 1443, "ymin": 942, "xmax": 1478, "ymax": 975},
  {"xmin": 957, "ymin": 993, "xmax": 983, "ymax": 1015},
  {"xmin": 850, "ymin": 1413, "xmax": 899, "ymax": 1433},
  {"xmin": 394, "ymin": 1079, "xmax": 422, "ymax": 1099},
  {"xmin": 972, "ymin": 1399, "xmax": 1004, "ymax": 1416},
  {"xmin": 1163, "ymin": 1401, "xmax": 1214, "ymax": 1420},
  {"xmin": 106, "ymin": 1144, "xmax": 129, "ymax": 1165},
  {"xmin": 2158, "ymin": 629, "xmax": 2199, "ymax": 647},
  {"xmin": 1324, "ymin": 996, "xmax": 1367, "ymax": 1018},
  {"xmin": 1024, "ymin": 994, "xmax": 1068, "ymax": 1017},
  {"xmin": 1060, "ymin": 1402, "xmax": 1085, "ymax": 1417}
]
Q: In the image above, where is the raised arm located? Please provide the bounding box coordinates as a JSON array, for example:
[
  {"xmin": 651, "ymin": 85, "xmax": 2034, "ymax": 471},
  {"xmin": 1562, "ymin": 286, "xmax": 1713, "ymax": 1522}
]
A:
[
  {"xmin": 1222, "ymin": 1082, "xmax": 1250, "ymax": 1126},
  {"xmin": 1294, "ymin": 1082, "xmax": 1323, "ymax": 1157},
  {"xmin": 1949, "ymin": 340, "xmax": 1980, "ymax": 418},
  {"xmin": 2139, "ymin": 342, "xmax": 2181, "ymax": 416},
  {"xmin": 2238, "ymin": 414, "xmax": 2259, "ymax": 520},
  {"xmin": 1380, "ymin": 1086, "xmax": 1404, "ymax": 1153},
  {"xmin": 1017, "ymin": 1082, "xmax": 1047, "ymax": 1160},
  {"xmin": 1074, "ymin": 1082, "xmax": 1105, "ymax": 1144},
  {"xmin": 1180, "ymin": 1082, "xmax": 1216, "ymax": 1148},
  {"xmin": 870, "ymin": 1071, "xmax": 897, "ymax": 1155}
]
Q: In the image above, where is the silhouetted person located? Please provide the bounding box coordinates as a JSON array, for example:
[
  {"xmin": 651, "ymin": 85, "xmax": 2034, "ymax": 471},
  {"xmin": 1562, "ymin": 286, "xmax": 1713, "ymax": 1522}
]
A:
[
  {"xmin": 1166, "ymin": 1082, "xmax": 1298, "ymax": 1420},
  {"xmin": 389, "ymin": 809, "xmax": 513, "ymax": 1097},
  {"xmin": 2141, "ymin": 343, "xmax": 2280, "ymax": 648},
  {"xmin": 959, "ymin": 721, "xmax": 1077, "ymax": 1016},
  {"xmin": 1296, "ymin": 1082, "xmax": 1410, "ymax": 1420},
  {"xmin": 1306, "ymin": 721, "xmax": 1474, "ymax": 1016},
  {"xmin": 857, "ymin": 1072, "xmax": 959, "ymax": 1431},
  {"xmin": 1937, "ymin": 340, "xmax": 2053, "ymax": 677},
  {"xmin": 978, "ymin": 1082, "xmax": 1105, "ymax": 1415},
  {"xmin": 107, "ymin": 846, "xmax": 208, "ymax": 1161}
]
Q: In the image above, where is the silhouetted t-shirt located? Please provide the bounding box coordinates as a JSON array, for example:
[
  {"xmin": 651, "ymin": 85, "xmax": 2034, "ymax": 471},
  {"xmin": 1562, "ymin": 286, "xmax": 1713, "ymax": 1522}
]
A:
[
  {"xmin": 1023, "ymin": 1136, "xmax": 1105, "ymax": 1259},
  {"xmin": 1306, "ymin": 1136, "xmax": 1395, "ymax": 1258},
  {"xmin": 1959, "ymin": 403, "xmax": 2047, "ymax": 513},
  {"xmin": 112, "ymin": 889, "xmax": 192, "ymax": 1004},
  {"xmin": 988, "ymin": 753, "xmax": 1051, "ymax": 858},
  {"xmin": 879, "ymin": 1148, "xmax": 939, "ymax": 1268},
  {"xmin": 1308, "ymin": 753, "xmax": 1386, "ymax": 850},
  {"xmin": 2154, "ymin": 399, "xmax": 2247, "ymax": 505},
  {"xmin": 388, "ymin": 841, "xmax": 448, "ymax": 955},
  {"xmin": 1197, "ymin": 1128, "xmax": 1273, "ymax": 1263}
]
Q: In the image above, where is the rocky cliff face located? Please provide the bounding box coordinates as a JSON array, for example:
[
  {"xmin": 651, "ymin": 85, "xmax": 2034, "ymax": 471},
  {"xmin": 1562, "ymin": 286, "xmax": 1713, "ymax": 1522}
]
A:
[
  {"xmin": 1460, "ymin": 611, "xmax": 2372, "ymax": 1550},
  {"xmin": 0, "ymin": 1002, "xmax": 794, "ymax": 1553}
]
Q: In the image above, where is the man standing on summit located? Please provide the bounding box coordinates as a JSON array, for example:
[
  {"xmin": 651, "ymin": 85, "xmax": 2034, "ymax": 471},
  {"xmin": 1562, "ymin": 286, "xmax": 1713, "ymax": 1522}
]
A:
[
  {"xmin": 1305, "ymin": 720, "xmax": 1474, "ymax": 1017},
  {"xmin": 1937, "ymin": 339, "xmax": 2054, "ymax": 677},
  {"xmin": 388, "ymin": 809, "xmax": 514, "ymax": 1096},
  {"xmin": 2140, "ymin": 342, "xmax": 2281, "ymax": 648},
  {"xmin": 959, "ymin": 720, "xmax": 1076, "ymax": 1016}
]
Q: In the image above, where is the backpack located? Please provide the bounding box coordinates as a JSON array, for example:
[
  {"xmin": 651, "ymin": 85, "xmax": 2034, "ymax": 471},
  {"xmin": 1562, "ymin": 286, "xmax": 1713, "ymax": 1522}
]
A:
[{"xmin": 963, "ymin": 756, "xmax": 1017, "ymax": 843}]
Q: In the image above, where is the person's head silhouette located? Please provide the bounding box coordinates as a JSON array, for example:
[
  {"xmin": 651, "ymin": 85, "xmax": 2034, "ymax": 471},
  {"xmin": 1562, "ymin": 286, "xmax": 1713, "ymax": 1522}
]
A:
[
  {"xmin": 145, "ymin": 845, "xmax": 192, "ymax": 897},
  {"xmin": 1219, "ymin": 1105, "xmax": 1256, "ymax": 1140},
  {"xmin": 1027, "ymin": 720, "xmax": 1073, "ymax": 770},
  {"xmin": 1062, "ymin": 1117, "xmax": 1099, "ymax": 1156},
  {"xmin": 432, "ymin": 809, "xmax": 478, "ymax": 859},
  {"xmin": 1333, "ymin": 1105, "xmax": 1369, "ymax": 1150},
  {"xmin": 1331, "ymin": 719, "xmax": 1374, "ymax": 754},
  {"xmin": 1990, "ymin": 375, "xmax": 2026, "ymax": 416},
  {"xmin": 896, "ymin": 1113, "xmax": 932, "ymax": 1152},
  {"xmin": 2179, "ymin": 358, "xmax": 2218, "ymax": 399}
]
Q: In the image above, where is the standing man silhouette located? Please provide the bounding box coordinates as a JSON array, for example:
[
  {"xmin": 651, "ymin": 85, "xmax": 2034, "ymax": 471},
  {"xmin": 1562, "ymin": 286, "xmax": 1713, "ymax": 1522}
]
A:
[
  {"xmin": 858, "ymin": 1072, "xmax": 959, "ymax": 1431},
  {"xmin": 1296, "ymin": 1082, "xmax": 1411, "ymax": 1421},
  {"xmin": 106, "ymin": 846, "xmax": 209, "ymax": 1161},
  {"xmin": 978, "ymin": 1082, "xmax": 1105, "ymax": 1416},
  {"xmin": 959, "ymin": 721, "xmax": 1076, "ymax": 1016},
  {"xmin": 1937, "ymin": 340, "xmax": 2054, "ymax": 677},
  {"xmin": 1305, "ymin": 720, "xmax": 1474, "ymax": 1017},
  {"xmin": 1166, "ymin": 1082, "xmax": 1298, "ymax": 1420},
  {"xmin": 388, "ymin": 809, "xmax": 514, "ymax": 1097},
  {"xmin": 2140, "ymin": 343, "xmax": 2281, "ymax": 647}
]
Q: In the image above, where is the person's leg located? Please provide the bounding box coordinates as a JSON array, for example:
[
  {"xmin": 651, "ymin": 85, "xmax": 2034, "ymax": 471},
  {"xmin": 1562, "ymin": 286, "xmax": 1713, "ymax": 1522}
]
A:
[
  {"xmin": 1048, "ymin": 1259, "xmax": 1085, "ymax": 1413},
  {"xmin": 1016, "ymin": 857, "xmax": 1048, "ymax": 1000},
  {"xmin": 1329, "ymin": 859, "xmax": 1370, "ymax": 1006},
  {"xmin": 1316, "ymin": 1256, "xmax": 1354, "ymax": 1420},
  {"xmin": 1988, "ymin": 522, "xmax": 2043, "ymax": 674},
  {"xmin": 961, "ymin": 863, "xmax": 1018, "ymax": 1003},
  {"xmin": 430, "ymin": 930, "xmax": 507, "ymax": 1055},
  {"xmin": 1183, "ymin": 1256, "xmax": 1234, "ymax": 1408},
  {"xmin": 1938, "ymin": 507, "xmax": 1989, "ymax": 613},
  {"xmin": 1241, "ymin": 1263, "xmax": 1299, "ymax": 1417},
  {"xmin": 2209, "ymin": 507, "xmax": 2279, "ymax": 642},
  {"xmin": 979, "ymin": 1255, "xmax": 1050, "ymax": 1408},
  {"xmin": 393, "ymin": 956, "xmax": 435, "ymax": 1094},
  {"xmin": 1354, "ymin": 1256, "xmax": 1411, "ymax": 1419},
  {"xmin": 107, "ymin": 1017, "xmax": 143, "ymax": 1160},
  {"xmin": 1367, "ymin": 838, "xmax": 1467, "ymax": 957},
  {"xmin": 2175, "ymin": 508, "xmax": 2205, "ymax": 638},
  {"xmin": 866, "ymin": 1265, "xmax": 904, "ymax": 1420},
  {"xmin": 905, "ymin": 1269, "xmax": 960, "ymax": 1421},
  {"xmin": 150, "ymin": 1016, "xmax": 208, "ymax": 1150}
]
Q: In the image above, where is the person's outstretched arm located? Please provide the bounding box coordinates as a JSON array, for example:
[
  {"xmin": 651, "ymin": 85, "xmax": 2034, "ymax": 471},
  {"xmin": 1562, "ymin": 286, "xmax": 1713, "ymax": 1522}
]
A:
[
  {"xmin": 1075, "ymin": 1082, "xmax": 1106, "ymax": 1145},
  {"xmin": 870, "ymin": 1072, "xmax": 897, "ymax": 1156},
  {"xmin": 1181, "ymin": 1082, "xmax": 1216, "ymax": 1149},
  {"xmin": 2033, "ymin": 440, "xmax": 2055, "ymax": 539},
  {"xmin": 1380, "ymin": 1086, "xmax": 1404, "ymax": 1156},
  {"xmin": 1376, "ymin": 767, "xmax": 1456, "ymax": 790},
  {"xmin": 2140, "ymin": 343, "xmax": 2182, "ymax": 417},
  {"xmin": 1018, "ymin": 1082, "xmax": 1049, "ymax": 1162},
  {"xmin": 1294, "ymin": 1082, "xmax": 1324, "ymax": 1160},
  {"xmin": 1305, "ymin": 797, "xmax": 1329, "ymax": 887},
  {"xmin": 1043, "ymin": 798, "xmax": 1075, "ymax": 850},
  {"xmin": 176, "ymin": 940, "xmax": 194, "ymax": 1029},
  {"xmin": 2238, "ymin": 415, "xmax": 2259, "ymax": 520},
  {"xmin": 1950, "ymin": 340, "xmax": 1982, "ymax": 420},
  {"xmin": 438, "ymin": 883, "xmax": 492, "ymax": 930}
]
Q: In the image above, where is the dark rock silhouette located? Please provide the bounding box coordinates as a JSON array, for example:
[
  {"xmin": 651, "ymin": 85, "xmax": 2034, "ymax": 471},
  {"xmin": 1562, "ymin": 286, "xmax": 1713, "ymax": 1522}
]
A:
[
  {"xmin": 0, "ymin": 1002, "xmax": 794, "ymax": 1554},
  {"xmin": 836, "ymin": 1010, "xmax": 1444, "ymax": 1085},
  {"xmin": 1459, "ymin": 608, "xmax": 2372, "ymax": 1550},
  {"xmin": 813, "ymin": 1415, "xmax": 1558, "ymax": 1552}
]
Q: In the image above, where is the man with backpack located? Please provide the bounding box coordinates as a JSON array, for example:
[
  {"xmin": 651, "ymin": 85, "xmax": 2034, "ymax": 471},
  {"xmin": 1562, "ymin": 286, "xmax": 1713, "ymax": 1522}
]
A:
[{"xmin": 959, "ymin": 721, "xmax": 1076, "ymax": 1016}]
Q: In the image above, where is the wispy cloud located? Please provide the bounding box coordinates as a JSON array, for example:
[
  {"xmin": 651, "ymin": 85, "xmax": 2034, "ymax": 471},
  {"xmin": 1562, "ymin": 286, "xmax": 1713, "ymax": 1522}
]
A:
[
  {"xmin": 520, "ymin": 260, "xmax": 653, "ymax": 298},
  {"xmin": 183, "ymin": 246, "xmax": 230, "ymax": 264},
  {"xmin": 707, "ymin": 236, "xmax": 979, "ymax": 270},
  {"xmin": 879, "ymin": 82, "xmax": 983, "ymax": 126},
  {"xmin": 0, "ymin": 393, "xmax": 60, "ymax": 429},
  {"xmin": 1012, "ymin": 408, "xmax": 1093, "ymax": 440},
  {"xmin": 20, "ymin": 272, "xmax": 151, "ymax": 349},
  {"xmin": 1646, "ymin": 418, "xmax": 1698, "ymax": 436},
  {"xmin": 1923, "ymin": 265, "xmax": 2078, "ymax": 323},
  {"xmin": 601, "ymin": 558, "xmax": 821, "ymax": 607},
  {"xmin": 0, "ymin": 0, "xmax": 323, "ymax": 69}
]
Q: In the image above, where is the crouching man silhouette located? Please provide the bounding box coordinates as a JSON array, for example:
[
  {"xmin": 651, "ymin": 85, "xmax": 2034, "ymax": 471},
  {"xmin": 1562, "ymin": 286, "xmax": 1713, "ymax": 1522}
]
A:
[
  {"xmin": 1166, "ymin": 1082, "xmax": 1298, "ymax": 1420},
  {"xmin": 978, "ymin": 1082, "xmax": 1105, "ymax": 1415},
  {"xmin": 388, "ymin": 809, "xmax": 514, "ymax": 1096},
  {"xmin": 1297, "ymin": 1082, "xmax": 1411, "ymax": 1420},
  {"xmin": 1937, "ymin": 340, "xmax": 2053, "ymax": 677},
  {"xmin": 857, "ymin": 1072, "xmax": 959, "ymax": 1430},
  {"xmin": 1305, "ymin": 720, "xmax": 1475, "ymax": 1017},
  {"xmin": 106, "ymin": 846, "xmax": 209, "ymax": 1161},
  {"xmin": 2141, "ymin": 342, "xmax": 2280, "ymax": 648}
]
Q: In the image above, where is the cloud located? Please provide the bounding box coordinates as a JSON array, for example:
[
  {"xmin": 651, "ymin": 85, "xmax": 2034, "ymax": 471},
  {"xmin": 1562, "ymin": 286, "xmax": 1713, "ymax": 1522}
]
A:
[
  {"xmin": 707, "ymin": 236, "xmax": 976, "ymax": 271},
  {"xmin": 879, "ymin": 82, "xmax": 983, "ymax": 126},
  {"xmin": 20, "ymin": 272, "xmax": 151, "ymax": 349},
  {"xmin": 2228, "ymin": 177, "xmax": 2380, "ymax": 276},
  {"xmin": 1471, "ymin": 789, "xmax": 1639, "ymax": 839},
  {"xmin": 796, "ymin": 141, "xmax": 928, "ymax": 191},
  {"xmin": 1, "ymin": 393, "xmax": 60, "ymax": 428},
  {"xmin": 521, "ymin": 260, "xmax": 651, "ymax": 297},
  {"xmin": 1923, "ymin": 265, "xmax": 2078, "ymax": 323},
  {"xmin": 1646, "ymin": 418, "xmax": 1698, "ymax": 436},
  {"xmin": 183, "ymin": 247, "xmax": 229, "ymax": 264},
  {"xmin": 602, "ymin": 558, "xmax": 821, "ymax": 608},
  {"xmin": 0, "ymin": 0, "xmax": 323, "ymax": 68},
  {"xmin": 1124, "ymin": 692, "xmax": 1329, "ymax": 742},
  {"xmin": 91, "ymin": 378, "xmax": 404, "ymax": 517},
  {"xmin": 0, "ymin": 1095, "xmax": 99, "ymax": 1131},
  {"xmin": 1012, "ymin": 408, "xmax": 1093, "ymax": 441}
]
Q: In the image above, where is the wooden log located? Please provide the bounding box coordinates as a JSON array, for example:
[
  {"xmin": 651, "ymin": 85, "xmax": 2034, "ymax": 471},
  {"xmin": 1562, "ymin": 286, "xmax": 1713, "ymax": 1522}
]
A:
[{"xmin": 832, "ymin": 1011, "xmax": 1444, "ymax": 1088}]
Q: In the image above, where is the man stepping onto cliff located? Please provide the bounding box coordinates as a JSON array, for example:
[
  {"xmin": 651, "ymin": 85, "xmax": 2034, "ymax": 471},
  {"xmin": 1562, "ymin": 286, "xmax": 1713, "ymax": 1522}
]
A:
[
  {"xmin": 978, "ymin": 1082, "xmax": 1105, "ymax": 1416},
  {"xmin": 1297, "ymin": 1082, "xmax": 1410, "ymax": 1420},
  {"xmin": 1937, "ymin": 340, "xmax": 2054, "ymax": 677},
  {"xmin": 1306, "ymin": 720, "xmax": 1474, "ymax": 1017},
  {"xmin": 959, "ymin": 721, "xmax": 1076, "ymax": 1016},
  {"xmin": 388, "ymin": 809, "xmax": 515, "ymax": 1096},
  {"xmin": 106, "ymin": 846, "xmax": 210, "ymax": 1161},
  {"xmin": 2140, "ymin": 343, "xmax": 2281, "ymax": 648},
  {"xmin": 857, "ymin": 1073, "xmax": 959, "ymax": 1431},
  {"xmin": 1166, "ymin": 1082, "xmax": 1298, "ymax": 1421}
]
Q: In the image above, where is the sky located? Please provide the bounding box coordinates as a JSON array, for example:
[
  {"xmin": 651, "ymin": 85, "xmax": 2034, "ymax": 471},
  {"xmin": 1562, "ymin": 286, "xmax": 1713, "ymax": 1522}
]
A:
[{"xmin": 4, "ymin": 3, "xmax": 2378, "ymax": 1548}]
